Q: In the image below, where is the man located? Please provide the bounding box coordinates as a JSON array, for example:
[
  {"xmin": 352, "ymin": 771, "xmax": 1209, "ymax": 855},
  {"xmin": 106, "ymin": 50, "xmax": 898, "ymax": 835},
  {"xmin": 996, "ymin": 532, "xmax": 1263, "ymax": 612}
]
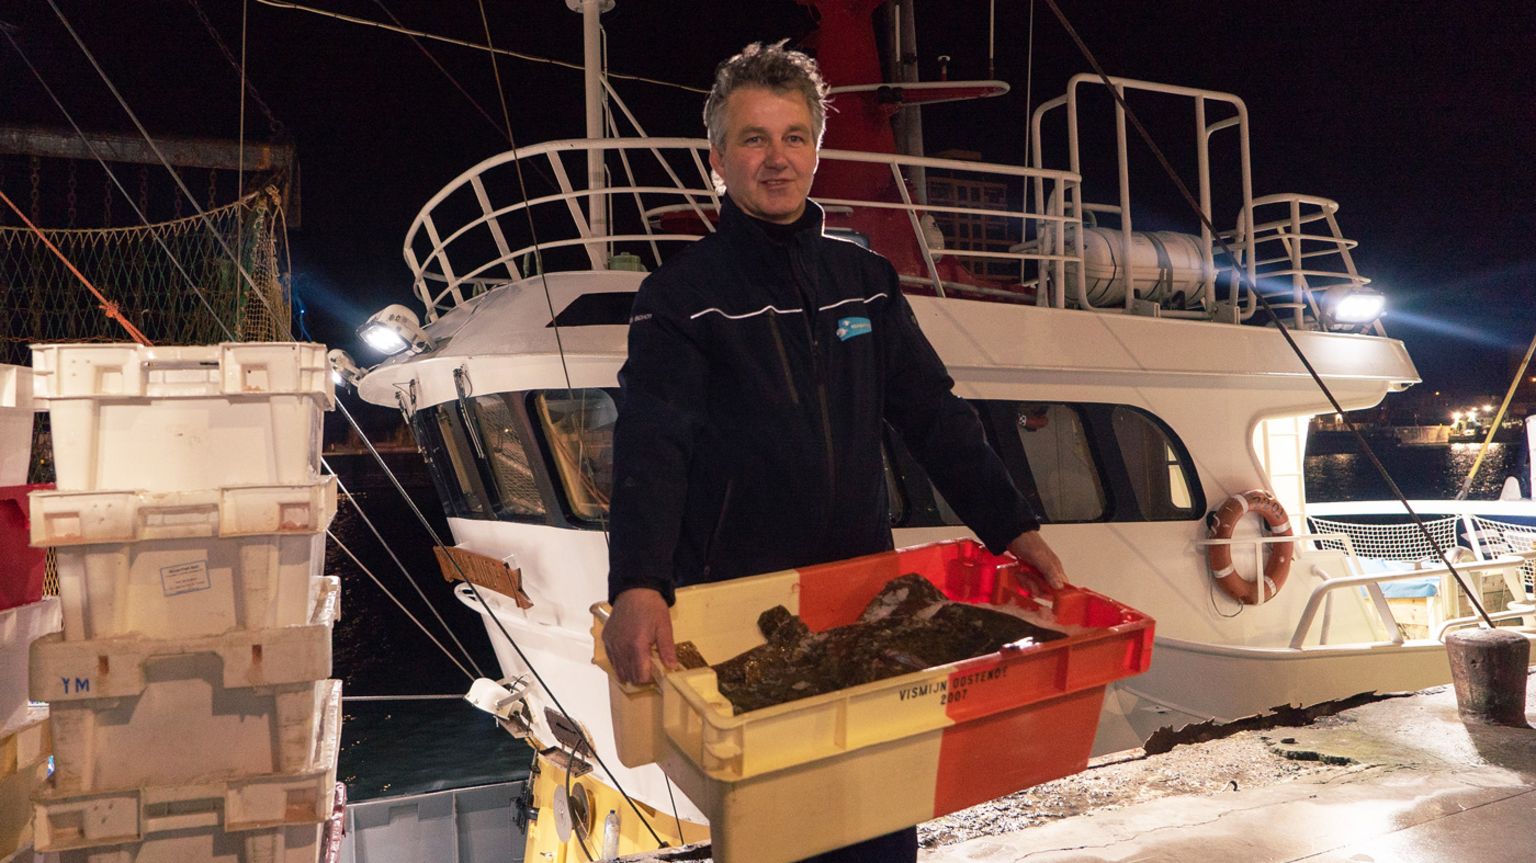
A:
[{"xmin": 603, "ymin": 41, "xmax": 1066, "ymax": 862}]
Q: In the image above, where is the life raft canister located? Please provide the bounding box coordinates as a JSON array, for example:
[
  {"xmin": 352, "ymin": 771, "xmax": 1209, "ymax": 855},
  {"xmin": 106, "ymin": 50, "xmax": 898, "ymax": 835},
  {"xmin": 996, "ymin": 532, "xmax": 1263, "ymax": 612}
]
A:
[{"xmin": 1205, "ymin": 489, "xmax": 1295, "ymax": 604}]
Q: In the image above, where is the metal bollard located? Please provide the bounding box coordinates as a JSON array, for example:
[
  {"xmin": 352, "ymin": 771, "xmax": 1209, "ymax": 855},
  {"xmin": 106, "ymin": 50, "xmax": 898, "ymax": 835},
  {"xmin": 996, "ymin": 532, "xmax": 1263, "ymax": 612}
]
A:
[{"xmin": 1445, "ymin": 627, "xmax": 1531, "ymax": 727}]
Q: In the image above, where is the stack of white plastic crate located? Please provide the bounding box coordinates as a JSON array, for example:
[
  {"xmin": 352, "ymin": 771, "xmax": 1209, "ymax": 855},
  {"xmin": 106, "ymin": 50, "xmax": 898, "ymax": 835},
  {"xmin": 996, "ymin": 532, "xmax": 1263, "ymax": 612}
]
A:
[
  {"xmin": 25, "ymin": 344, "xmax": 340, "ymax": 863},
  {"xmin": 0, "ymin": 363, "xmax": 60, "ymax": 863}
]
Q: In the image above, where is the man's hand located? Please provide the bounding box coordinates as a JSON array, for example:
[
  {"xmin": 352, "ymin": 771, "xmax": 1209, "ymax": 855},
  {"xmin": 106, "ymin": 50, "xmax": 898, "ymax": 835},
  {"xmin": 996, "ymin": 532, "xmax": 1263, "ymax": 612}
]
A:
[
  {"xmin": 1007, "ymin": 529, "xmax": 1068, "ymax": 592},
  {"xmin": 602, "ymin": 587, "xmax": 677, "ymax": 686}
]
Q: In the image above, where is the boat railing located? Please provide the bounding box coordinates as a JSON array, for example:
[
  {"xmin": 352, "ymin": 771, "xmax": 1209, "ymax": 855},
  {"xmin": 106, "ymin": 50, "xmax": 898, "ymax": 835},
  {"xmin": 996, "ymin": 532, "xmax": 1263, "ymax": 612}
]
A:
[
  {"xmin": 1196, "ymin": 530, "xmax": 1532, "ymax": 650},
  {"xmin": 401, "ymin": 137, "xmax": 1084, "ymax": 321},
  {"xmin": 1291, "ymin": 551, "xmax": 1527, "ymax": 649},
  {"xmin": 1030, "ymin": 75, "xmax": 1257, "ymax": 321},
  {"xmin": 1222, "ymin": 193, "xmax": 1377, "ymax": 333}
]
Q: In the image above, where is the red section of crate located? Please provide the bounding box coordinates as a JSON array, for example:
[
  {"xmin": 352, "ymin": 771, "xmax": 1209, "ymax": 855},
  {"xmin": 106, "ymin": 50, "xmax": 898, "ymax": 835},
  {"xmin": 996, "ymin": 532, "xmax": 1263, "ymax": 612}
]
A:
[
  {"xmin": 794, "ymin": 539, "xmax": 1154, "ymax": 819},
  {"xmin": 0, "ymin": 485, "xmax": 50, "ymax": 612}
]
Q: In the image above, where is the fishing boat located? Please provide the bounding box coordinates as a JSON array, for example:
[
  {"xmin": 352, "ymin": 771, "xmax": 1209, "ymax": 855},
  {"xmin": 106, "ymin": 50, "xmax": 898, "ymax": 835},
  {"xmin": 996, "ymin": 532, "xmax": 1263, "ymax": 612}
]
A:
[{"xmin": 338, "ymin": 0, "xmax": 1536, "ymax": 858}]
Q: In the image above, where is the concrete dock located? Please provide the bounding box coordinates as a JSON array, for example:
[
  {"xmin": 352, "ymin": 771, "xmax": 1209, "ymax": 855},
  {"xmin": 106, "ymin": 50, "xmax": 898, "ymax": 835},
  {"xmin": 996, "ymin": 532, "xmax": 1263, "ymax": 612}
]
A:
[
  {"xmin": 925, "ymin": 678, "xmax": 1536, "ymax": 862},
  {"xmin": 627, "ymin": 675, "xmax": 1536, "ymax": 862}
]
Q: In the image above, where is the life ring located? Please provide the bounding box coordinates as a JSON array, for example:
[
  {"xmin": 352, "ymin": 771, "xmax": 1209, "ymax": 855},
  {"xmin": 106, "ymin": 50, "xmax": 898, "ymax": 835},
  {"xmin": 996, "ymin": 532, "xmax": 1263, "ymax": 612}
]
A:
[{"xmin": 1206, "ymin": 489, "xmax": 1295, "ymax": 604}]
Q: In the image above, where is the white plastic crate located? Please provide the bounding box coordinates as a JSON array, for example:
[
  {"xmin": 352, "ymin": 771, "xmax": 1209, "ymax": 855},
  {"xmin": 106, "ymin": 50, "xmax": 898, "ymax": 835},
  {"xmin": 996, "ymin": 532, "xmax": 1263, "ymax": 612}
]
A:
[
  {"xmin": 0, "ymin": 708, "xmax": 50, "ymax": 861},
  {"xmin": 30, "ymin": 579, "xmax": 336, "ymax": 795},
  {"xmin": 51, "ymin": 825, "xmax": 321, "ymax": 863},
  {"xmin": 36, "ymin": 681, "xmax": 340, "ymax": 855},
  {"xmin": 0, "ymin": 599, "xmax": 60, "ymax": 738},
  {"xmin": 50, "ymin": 533, "xmax": 328, "ymax": 641},
  {"xmin": 31, "ymin": 343, "xmax": 333, "ymax": 493},
  {"xmin": 0, "ymin": 366, "xmax": 36, "ymax": 487},
  {"xmin": 31, "ymin": 479, "xmax": 337, "ymax": 547},
  {"xmin": 1, "ymin": 847, "xmax": 58, "ymax": 863}
]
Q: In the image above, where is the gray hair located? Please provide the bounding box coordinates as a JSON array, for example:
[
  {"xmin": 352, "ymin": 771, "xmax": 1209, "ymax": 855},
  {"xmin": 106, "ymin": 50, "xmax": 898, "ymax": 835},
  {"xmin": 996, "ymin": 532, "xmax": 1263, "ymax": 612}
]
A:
[{"xmin": 703, "ymin": 40, "xmax": 830, "ymax": 152}]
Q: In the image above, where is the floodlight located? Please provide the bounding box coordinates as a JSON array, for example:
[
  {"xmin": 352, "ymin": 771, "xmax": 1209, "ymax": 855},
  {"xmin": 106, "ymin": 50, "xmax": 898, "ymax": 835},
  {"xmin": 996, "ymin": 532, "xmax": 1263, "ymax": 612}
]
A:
[
  {"xmin": 359, "ymin": 303, "xmax": 433, "ymax": 355},
  {"xmin": 327, "ymin": 349, "xmax": 363, "ymax": 387},
  {"xmin": 1330, "ymin": 289, "xmax": 1385, "ymax": 325},
  {"xmin": 465, "ymin": 676, "xmax": 529, "ymax": 720}
]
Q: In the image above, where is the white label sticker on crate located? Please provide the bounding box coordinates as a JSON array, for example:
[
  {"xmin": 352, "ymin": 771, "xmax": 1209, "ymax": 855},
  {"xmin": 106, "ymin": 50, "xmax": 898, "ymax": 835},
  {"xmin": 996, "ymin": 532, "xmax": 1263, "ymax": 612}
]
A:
[{"xmin": 161, "ymin": 560, "xmax": 212, "ymax": 596}]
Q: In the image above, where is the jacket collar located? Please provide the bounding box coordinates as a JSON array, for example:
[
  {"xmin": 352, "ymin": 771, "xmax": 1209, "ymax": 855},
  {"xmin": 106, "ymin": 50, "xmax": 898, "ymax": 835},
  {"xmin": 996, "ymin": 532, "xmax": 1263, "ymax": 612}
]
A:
[{"xmin": 717, "ymin": 195, "xmax": 825, "ymax": 252}]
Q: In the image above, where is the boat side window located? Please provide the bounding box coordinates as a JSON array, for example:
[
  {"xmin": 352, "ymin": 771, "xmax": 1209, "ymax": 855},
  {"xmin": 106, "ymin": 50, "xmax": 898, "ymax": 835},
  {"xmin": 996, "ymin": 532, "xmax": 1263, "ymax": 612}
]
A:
[
  {"xmin": 405, "ymin": 408, "xmax": 477, "ymax": 519},
  {"xmin": 533, "ymin": 388, "xmax": 617, "ymax": 522},
  {"xmin": 1010, "ymin": 403, "xmax": 1107, "ymax": 522},
  {"xmin": 430, "ymin": 405, "xmax": 495, "ymax": 518},
  {"xmin": 1109, "ymin": 406, "xmax": 1199, "ymax": 519},
  {"xmin": 467, "ymin": 394, "xmax": 547, "ymax": 519}
]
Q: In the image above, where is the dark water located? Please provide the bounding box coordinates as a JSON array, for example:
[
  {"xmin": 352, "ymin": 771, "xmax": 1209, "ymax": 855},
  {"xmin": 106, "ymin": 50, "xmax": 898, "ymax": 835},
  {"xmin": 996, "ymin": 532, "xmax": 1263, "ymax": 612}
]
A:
[
  {"xmin": 1306, "ymin": 442, "xmax": 1526, "ymax": 502},
  {"xmin": 325, "ymin": 452, "xmax": 531, "ymax": 802},
  {"xmin": 331, "ymin": 440, "xmax": 1530, "ymax": 802}
]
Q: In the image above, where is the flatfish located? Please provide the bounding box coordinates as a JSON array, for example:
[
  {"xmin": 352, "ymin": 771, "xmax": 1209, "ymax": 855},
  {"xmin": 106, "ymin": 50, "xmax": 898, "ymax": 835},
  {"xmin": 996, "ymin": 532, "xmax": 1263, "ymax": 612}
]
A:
[{"xmin": 706, "ymin": 574, "xmax": 1066, "ymax": 714}]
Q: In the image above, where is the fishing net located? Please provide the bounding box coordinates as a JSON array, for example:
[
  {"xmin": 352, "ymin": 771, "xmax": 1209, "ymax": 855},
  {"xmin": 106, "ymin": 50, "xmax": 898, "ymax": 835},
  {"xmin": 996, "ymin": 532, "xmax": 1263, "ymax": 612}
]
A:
[
  {"xmin": 0, "ymin": 155, "xmax": 293, "ymax": 485},
  {"xmin": 1465, "ymin": 516, "xmax": 1536, "ymax": 597},
  {"xmin": 0, "ymin": 185, "xmax": 291, "ymax": 367},
  {"xmin": 1306, "ymin": 515, "xmax": 1460, "ymax": 561}
]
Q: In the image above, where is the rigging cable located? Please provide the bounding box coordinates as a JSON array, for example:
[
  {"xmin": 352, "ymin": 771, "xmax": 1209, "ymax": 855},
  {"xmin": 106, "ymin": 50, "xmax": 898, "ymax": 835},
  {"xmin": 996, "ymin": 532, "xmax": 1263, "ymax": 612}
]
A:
[
  {"xmin": 373, "ymin": 0, "xmax": 510, "ymax": 145},
  {"xmin": 1038, "ymin": 0, "xmax": 1495, "ymax": 628},
  {"xmin": 252, "ymin": 0, "xmax": 707, "ymax": 94},
  {"xmin": 0, "ymin": 189, "xmax": 151, "ymax": 345},
  {"xmin": 1456, "ymin": 331, "xmax": 1536, "ymax": 501},
  {"xmin": 1021, "ymin": 0, "xmax": 1036, "ymax": 170},
  {"xmin": 406, "ymin": 0, "xmax": 668, "ymax": 846},
  {"xmin": 328, "ymin": 524, "xmax": 477, "ymax": 681},
  {"xmin": 10, "ymin": 9, "xmax": 489, "ymax": 679},
  {"xmin": 43, "ymin": 0, "xmax": 273, "ymax": 330},
  {"xmin": 329, "ymin": 468, "xmax": 486, "ymax": 677}
]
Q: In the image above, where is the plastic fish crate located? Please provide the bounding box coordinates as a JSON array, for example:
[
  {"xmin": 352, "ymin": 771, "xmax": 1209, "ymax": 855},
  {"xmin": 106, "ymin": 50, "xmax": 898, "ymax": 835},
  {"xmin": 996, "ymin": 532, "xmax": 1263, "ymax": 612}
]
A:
[
  {"xmin": 50, "ymin": 825, "xmax": 321, "ymax": 863},
  {"xmin": 31, "ymin": 477, "xmax": 335, "ymax": 641},
  {"xmin": 47, "ymin": 532, "xmax": 328, "ymax": 642},
  {"xmin": 0, "ymin": 599, "xmax": 60, "ymax": 738},
  {"xmin": 0, "ymin": 486, "xmax": 51, "ymax": 613},
  {"xmin": 31, "ymin": 479, "xmax": 337, "ymax": 547},
  {"xmin": 0, "ymin": 366, "xmax": 36, "ymax": 487},
  {"xmin": 593, "ymin": 539, "xmax": 1155, "ymax": 863},
  {"xmin": 31, "ymin": 343, "xmax": 333, "ymax": 493},
  {"xmin": 35, "ymin": 681, "xmax": 340, "ymax": 856},
  {"xmin": 0, "ymin": 708, "xmax": 51, "ymax": 861},
  {"xmin": 30, "ymin": 578, "xmax": 337, "ymax": 795}
]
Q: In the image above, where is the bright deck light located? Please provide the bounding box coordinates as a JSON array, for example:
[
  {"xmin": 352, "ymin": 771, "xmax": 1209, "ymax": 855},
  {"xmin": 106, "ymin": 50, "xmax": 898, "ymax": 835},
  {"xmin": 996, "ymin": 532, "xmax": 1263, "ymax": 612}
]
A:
[
  {"xmin": 358, "ymin": 303, "xmax": 433, "ymax": 355},
  {"xmin": 327, "ymin": 349, "xmax": 363, "ymax": 387},
  {"xmin": 1331, "ymin": 290, "xmax": 1385, "ymax": 324}
]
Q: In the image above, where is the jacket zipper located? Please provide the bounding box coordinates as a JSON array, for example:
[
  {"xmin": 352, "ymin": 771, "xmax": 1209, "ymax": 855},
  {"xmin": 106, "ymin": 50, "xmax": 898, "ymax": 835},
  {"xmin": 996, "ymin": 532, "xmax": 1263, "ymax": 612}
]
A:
[
  {"xmin": 699, "ymin": 478, "xmax": 735, "ymax": 581},
  {"xmin": 766, "ymin": 315, "xmax": 801, "ymax": 405},
  {"xmin": 788, "ymin": 250, "xmax": 838, "ymax": 496}
]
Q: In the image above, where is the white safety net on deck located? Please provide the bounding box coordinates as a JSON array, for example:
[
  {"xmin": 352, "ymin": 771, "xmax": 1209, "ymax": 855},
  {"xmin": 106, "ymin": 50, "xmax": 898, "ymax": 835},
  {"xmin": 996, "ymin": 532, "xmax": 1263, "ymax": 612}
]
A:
[{"xmin": 1307, "ymin": 515, "xmax": 1460, "ymax": 561}]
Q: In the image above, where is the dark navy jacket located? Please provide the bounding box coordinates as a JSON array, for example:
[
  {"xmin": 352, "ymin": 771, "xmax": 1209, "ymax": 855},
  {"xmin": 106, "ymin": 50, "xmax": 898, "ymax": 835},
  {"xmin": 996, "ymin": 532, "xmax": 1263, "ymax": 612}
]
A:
[{"xmin": 606, "ymin": 197, "xmax": 1038, "ymax": 604}]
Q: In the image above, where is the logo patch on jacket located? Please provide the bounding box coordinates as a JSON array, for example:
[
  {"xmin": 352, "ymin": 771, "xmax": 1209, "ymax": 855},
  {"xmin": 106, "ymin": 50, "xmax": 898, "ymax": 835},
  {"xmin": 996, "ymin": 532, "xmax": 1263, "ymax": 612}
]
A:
[{"xmin": 836, "ymin": 316, "xmax": 872, "ymax": 341}]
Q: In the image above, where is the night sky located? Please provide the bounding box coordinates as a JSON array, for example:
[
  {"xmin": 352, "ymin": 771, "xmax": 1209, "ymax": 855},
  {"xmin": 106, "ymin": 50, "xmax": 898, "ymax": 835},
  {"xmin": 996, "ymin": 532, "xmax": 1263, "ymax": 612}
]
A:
[{"xmin": 4, "ymin": 0, "xmax": 1534, "ymax": 399}]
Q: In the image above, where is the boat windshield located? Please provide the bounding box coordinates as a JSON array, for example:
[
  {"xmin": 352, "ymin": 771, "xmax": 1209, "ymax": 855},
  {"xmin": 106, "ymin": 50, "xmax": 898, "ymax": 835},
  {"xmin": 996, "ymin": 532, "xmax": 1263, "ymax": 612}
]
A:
[{"xmin": 534, "ymin": 389, "xmax": 617, "ymax": 521}]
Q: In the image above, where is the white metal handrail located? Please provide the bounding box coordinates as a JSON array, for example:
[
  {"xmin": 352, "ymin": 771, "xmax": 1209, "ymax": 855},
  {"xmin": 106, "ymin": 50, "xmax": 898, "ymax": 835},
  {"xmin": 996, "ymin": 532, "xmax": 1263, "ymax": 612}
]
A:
[
  {"xmin": 1224, "ymin": 194, "xmax": 1373, "ymax": 331},
  {"xmin": 1194, "ymin": 529, "xmax": 1527, "ymax": 649},
  {"xmin": 1030, "ymin": 74, "xmax": 1255, "ymax": 319},
  {"xmin": 402, "ymin": 137, "xmax": 1085, "ymax": 320},
  {"xmin": 1288, "ymin": 555, "xmax": 1525, "ymax": 649}
]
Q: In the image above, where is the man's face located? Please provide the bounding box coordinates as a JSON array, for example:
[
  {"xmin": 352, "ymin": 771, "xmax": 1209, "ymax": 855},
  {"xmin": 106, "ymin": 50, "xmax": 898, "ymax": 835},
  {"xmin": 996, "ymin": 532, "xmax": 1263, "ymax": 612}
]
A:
[{"xmin": 709, "ymin": 86, "xmax": 819, "ymax": 224}]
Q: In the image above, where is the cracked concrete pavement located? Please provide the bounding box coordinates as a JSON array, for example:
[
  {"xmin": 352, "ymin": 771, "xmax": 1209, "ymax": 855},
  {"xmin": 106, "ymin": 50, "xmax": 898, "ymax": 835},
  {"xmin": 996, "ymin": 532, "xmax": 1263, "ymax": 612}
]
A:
[
  {"xmin": 922, "ymin": 679, "xmax": 1536, "ymax": 862},
  {"xmin": 620, "ymin": 676, "xmax": 1536, "ymax": 863}
]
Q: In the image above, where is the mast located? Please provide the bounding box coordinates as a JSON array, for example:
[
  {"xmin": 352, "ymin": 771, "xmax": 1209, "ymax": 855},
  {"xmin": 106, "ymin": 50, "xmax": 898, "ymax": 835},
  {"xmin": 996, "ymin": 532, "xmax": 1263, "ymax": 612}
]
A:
[
  {"xmin": 891, "ymin": 0, "xmax": 926, "ymax": 203},
  {"xmin": 568, "ymin": 0, "xmax": 612, "ymax": 251}
]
